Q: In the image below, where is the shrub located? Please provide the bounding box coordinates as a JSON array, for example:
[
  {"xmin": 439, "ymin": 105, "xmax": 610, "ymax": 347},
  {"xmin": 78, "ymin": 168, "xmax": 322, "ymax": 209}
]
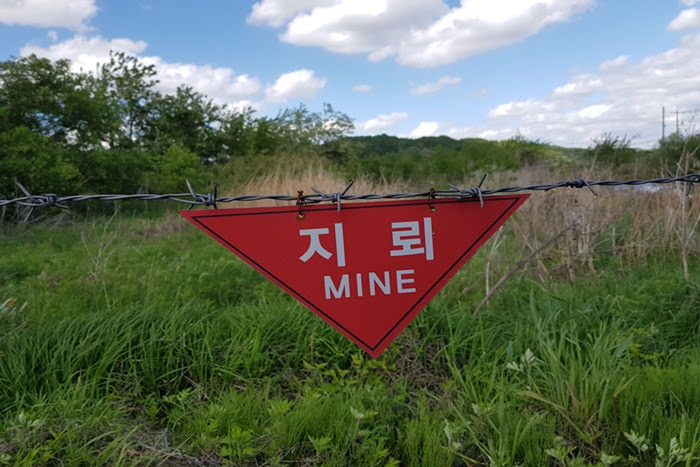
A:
[
  {"xmin": 145, "ymin": 144, "xmax": 208, "ymax": 193},
  {"xmin": 0, "ymin": 126, "xmax": 80, "ymax": 196}
]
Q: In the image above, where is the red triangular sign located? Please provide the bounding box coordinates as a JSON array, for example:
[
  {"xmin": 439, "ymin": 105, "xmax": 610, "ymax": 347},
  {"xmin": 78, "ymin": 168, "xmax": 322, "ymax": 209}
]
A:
[{"xmin": 180, "ymin": 195, "xmax": 528, "ymax": 357}]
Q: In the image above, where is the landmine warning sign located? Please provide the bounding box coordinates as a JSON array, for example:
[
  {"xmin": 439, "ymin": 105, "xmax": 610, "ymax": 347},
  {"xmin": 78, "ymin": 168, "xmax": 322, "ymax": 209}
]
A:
[{"xmin": 180, "ymin": 195, "xmax": 528, "ymax": 357}]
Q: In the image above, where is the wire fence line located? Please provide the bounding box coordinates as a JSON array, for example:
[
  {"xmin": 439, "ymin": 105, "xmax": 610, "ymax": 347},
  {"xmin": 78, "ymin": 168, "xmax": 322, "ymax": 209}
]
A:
[{"xmin": 1, "ymin": 174, "xmax": 698, "ymax": 214}]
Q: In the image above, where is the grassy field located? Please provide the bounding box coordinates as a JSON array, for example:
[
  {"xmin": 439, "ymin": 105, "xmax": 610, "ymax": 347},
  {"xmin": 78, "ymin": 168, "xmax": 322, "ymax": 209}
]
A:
[{"xmin": 0, "ymin": 165, "xmax": 698, "ymax": 465}]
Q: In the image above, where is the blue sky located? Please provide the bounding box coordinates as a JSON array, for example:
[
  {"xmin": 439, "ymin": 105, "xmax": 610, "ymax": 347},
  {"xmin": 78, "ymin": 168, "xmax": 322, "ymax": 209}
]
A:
[{"xmin": 1, "ymin": 0, "xmax": 699, "ymax": 148}]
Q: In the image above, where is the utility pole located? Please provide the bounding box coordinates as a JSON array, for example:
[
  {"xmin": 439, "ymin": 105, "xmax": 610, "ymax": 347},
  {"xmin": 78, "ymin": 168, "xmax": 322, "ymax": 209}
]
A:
[
  {"xmin": 676, "ymin": 106, "xmax": 679, "ymax": 134},
  {"xmin": 662, "ymin": 106, "xmax": 665, "ymax": 141}
]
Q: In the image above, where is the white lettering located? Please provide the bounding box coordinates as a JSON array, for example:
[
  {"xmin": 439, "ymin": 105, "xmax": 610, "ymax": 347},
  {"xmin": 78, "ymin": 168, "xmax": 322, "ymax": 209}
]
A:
[
  {"xmin": 396, "ymin": 269, "xmax": 416, "ymax": 294},
  {"xmin": 369, "ymin": 271, "xmax": 391, "ymax": 296},
  {"xmin": 390, "ymin": 221, "xmax": 423, "ymax": 256},
  {"xmin": 423, "ymin": 218, "xmax": 434, "ymax": 260},
  {"xmin": 299, "ymin": 228, "xmax": 332, "ymax": 262},
  {"xmin": 299, "ymin": 223, "xmax": 346, "ymax": 267},
  {"xmin": 334, "ymin": 223, "xmax": 346, "ymax": 267},
  {"xmin": 323, "ymin": 271, "xmax": 418, "ymax": 299},
  {"xmin": 389, "ymin": 218, "xmax": 434, "ymax": 260},
  {"xmin": 324, "ymin": 275, "xmax": 350, "ymax": 299}
]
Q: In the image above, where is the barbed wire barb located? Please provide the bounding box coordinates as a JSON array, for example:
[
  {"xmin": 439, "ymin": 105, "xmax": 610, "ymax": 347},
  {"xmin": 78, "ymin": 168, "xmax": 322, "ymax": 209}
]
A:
[
  {"xmin": 449, "ymin": 173, "xmax": 488, "ymax": 208},
  {"xmin": 311, "ymin": 180, "xmax": 355, "ymax": 212}
]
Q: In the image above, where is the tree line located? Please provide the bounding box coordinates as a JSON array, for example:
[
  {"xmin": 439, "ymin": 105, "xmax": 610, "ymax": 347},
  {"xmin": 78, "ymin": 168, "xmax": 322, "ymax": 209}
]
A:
[
  {"xmin": 1, "ymin": 53, "xmax": 696, "ymax": 199},
  {"xmin": 0, "ymin": 52, "xmax": 353, "ymax": 196}
]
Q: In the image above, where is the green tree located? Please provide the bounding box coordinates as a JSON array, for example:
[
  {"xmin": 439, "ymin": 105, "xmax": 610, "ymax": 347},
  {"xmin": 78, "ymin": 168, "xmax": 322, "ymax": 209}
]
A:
[
  {"xmin": 96, "ymin": 51, "xmax": 159, "ymax": 149},
  {"xmin": 0, "ymin": 55, "xmax": 112, "ymax": 150},
  {"xmin": 147, "ymin": 85, "xmax": 226, "ymax": 162},
  {"xmin": 145, "ymin": 144, "xmax": 207, "ymax": 193},
  {"xmin": 273, "ymin": 103, "xmax": 354, "ymax": 148},
  {"xmin": 587, "ymin": 133, "xmax": 637, "ymax": 167},
  {"xmin": 220, "ymin": 107, "xmax": 257, "ymax": 159},
  {"xmin": 0, "ymin": 126, "xmax": 80, "ymax": 196},
  {"xmin": 657, "ymin": 132, "xmax": 700, "ymax": 171}
]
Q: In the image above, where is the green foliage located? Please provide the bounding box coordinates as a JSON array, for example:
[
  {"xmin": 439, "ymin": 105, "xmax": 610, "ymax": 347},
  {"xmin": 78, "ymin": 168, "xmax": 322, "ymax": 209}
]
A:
[
  {"xmin": 0, "ymin": 53, "xmax": 361, "ymax": 204},
  {"xmin": 0, "ymin": 211, "xmax": 698, "ymax": 464},
  {"xmin": 338, "ymin": 135, "xmax": 567, "ymax": 183},
  {"xmin": 0, "ymin": 126, "xmax": 80, "ymax": 195},
  {"xmin": 96, "ymin": 51, "xmax": 159, "ymax": 149},
  {"xmin": 586, "ymin": 133, "xmax": 638, "ymax": 167},
  {"xmin": 0, "ymin": 55, "xmax": 111, "ymax": 148},
  {"xmin": 657, "ymin": 132, "xmax": 700, "ymax": 171},
  {"xmin": 145, "ymin": 144, "xmax": 207, "ymax": 193},
  {"xmin": 70, "ymin": 148, "xmax": 150, "ymax": 194}
]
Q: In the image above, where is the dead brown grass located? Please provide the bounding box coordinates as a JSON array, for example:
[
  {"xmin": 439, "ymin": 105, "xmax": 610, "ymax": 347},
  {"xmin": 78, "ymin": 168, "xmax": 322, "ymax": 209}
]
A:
[
  {"xmin": 218, "ymin": 158, "xmax": 697, "ymax": 283},
  {"xmin": 467, "ymin": 164, "xmax": 698, "ymax": 283},
  {"xmin": 223, "ymin": 157, "xmax": 411, "ymax": 208}
]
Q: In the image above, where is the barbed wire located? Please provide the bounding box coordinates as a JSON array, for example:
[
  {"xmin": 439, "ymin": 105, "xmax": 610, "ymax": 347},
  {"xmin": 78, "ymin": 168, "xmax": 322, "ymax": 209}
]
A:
[{"xmin": 1, "ymin": 174, "xmax": 698, "ymax": 213}]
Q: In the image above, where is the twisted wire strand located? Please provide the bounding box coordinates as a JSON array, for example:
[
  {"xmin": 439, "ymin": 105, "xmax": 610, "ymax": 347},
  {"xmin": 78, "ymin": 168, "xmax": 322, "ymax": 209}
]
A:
[{"xmin": 1, "ymin": 174, "xmax": 698, "ymax": 209}]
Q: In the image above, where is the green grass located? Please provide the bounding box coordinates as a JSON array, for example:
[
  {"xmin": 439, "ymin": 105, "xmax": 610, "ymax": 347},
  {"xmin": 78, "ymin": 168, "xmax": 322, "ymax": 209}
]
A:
[{"xmin": 0, "ymin": 212, "xmax": 698, "ymax": 465}]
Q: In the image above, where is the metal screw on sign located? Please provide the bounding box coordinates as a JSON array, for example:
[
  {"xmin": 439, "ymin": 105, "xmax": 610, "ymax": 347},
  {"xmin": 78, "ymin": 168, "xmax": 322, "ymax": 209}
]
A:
[
  {"xmin": 296, "ymin": 190, "xmax": 305, "ymax": 219},
  {"xmin": 428, "ymin": 187, "xmax": 437, "ymax": 212}
]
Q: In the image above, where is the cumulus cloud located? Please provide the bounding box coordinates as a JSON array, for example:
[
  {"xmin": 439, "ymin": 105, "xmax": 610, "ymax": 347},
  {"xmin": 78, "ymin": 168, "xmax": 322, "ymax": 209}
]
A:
[
  {"xmin": 682, "ymin": 0, "xmax": 700, "ymax": 6},
  {"xmin": 0, "ymin": 0, "xmax": 97, "ymax": 29},
  {"xmin": 264, "ymin": 69, "xmax": 326, "ymax": 103},
  {"xmin": 668, "ymin": 8, "xmax": 700, "ymax": 31},
  {"xmin": 410, "ymin": 76, "xmax": 461, "ymax": 95},
  {"xmin": 21, "ymin": 35, "xmax": 148, "ymax": 71},
  {"xmin": 352, "ymin": 84, "xmax": 372, "ymax": 92},
  {"xmin": 248, "ymin": 0, "xmax": 336, "ymax": 28},
  {"xmin": 360, "ymin": 112, "xmax": 408, "ymax": 133},
  {"xmin": 20, "ymin": 35, "xmax": 265, "ymax": 109},
  {"xmin": 599, "ymin": 55, "xmax": 628, "ymax": 70},
  {"xmin": 249, "ymin": 0, "xmax": 595, "ymax": 67},
  {"xmin": 446, "ymin": 126, "xmax": 472, "ymax": 138},
  {"xmin": 481, "ymin": 33, "xmax": 700, "ymax": 147},
  {"xmin": 409, "ymin": 121, "xmax": 440, "ymax": 138},
  {"xmin": 552, "ymin": 75, "xmax": 602, "ymax": 97}
]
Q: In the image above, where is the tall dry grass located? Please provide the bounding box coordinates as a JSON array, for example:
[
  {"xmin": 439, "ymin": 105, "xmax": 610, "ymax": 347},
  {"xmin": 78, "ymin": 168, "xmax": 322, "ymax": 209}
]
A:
[
  {"xmin": 461, "ymin": 164, "xmax": 698, "ymax": 285},
  {"xmin": 223, "ymin": 157, "xmax": 411, "ymax": 208},
  {"xmin": 220, "ymin": 159, "xmax": 697, "ymax": 285}
]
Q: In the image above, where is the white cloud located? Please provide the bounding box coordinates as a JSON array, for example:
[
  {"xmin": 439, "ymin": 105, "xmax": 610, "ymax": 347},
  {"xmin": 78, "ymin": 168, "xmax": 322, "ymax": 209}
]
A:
[
  {"xmin": 21, "ymin": 35, "xmax": 148, "ymax": 72},
  {"xmin": 553, "ymin": 75, "xmax": 602, "ymax": 97},
  {"xmin": 577, "ymin": 104, "xmax": 612, "ymax": 119},
  {"xmin": 248, "ymin": 0, "xmax": 336, "ymax": 28},
  {"xmin": 20, "ymin": 35, "xmax": 263, "ymax": 109},
  {"xmin": 250, "ymin": 0, "xmax": 595, "ymax": 67},
  {"xmin": 682, "ymin": 0, "xmax": 700, "ymax": 6},
  {"xmin": 668, "ymin": 8, "xmax": 700, "ymax": 31},
  {"xmin": 360, "ymin": 112, "xmax": 408, "ymax": 133},
  {"xmin": 599, "ymin": 55, "xmax": 628, "ymax": 70},
  {"xmin": 480, "ymin": 32, "xmax": 700, "ymax": 147},
  {"xmin": 264, "ymin": 69, "xmax": 326, "ymax": 103},
  {"xmin": 489, "ymin": 100, "xmax": 559, "ymax": 118},
  {"xmin": 398, "ymin": 0, "xmax": 595, "ymax": 67},
  {"xmin": 446, "ymin": 126, "xmax": 472, "ymax": 138},
  {"xmin": 410, "ymin": 76, "xmax": 461, "ymax": 95},
  {"xmin": 352, "ymin": 84, "xmax": 373, "ymax": 92},
  {"xmin": 409, "ymin": 121, "xmax": 440, "ymax": 138},
  {"xmin": 0, "ymin": 0, "xmax": 97, "ymax": 29}
]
